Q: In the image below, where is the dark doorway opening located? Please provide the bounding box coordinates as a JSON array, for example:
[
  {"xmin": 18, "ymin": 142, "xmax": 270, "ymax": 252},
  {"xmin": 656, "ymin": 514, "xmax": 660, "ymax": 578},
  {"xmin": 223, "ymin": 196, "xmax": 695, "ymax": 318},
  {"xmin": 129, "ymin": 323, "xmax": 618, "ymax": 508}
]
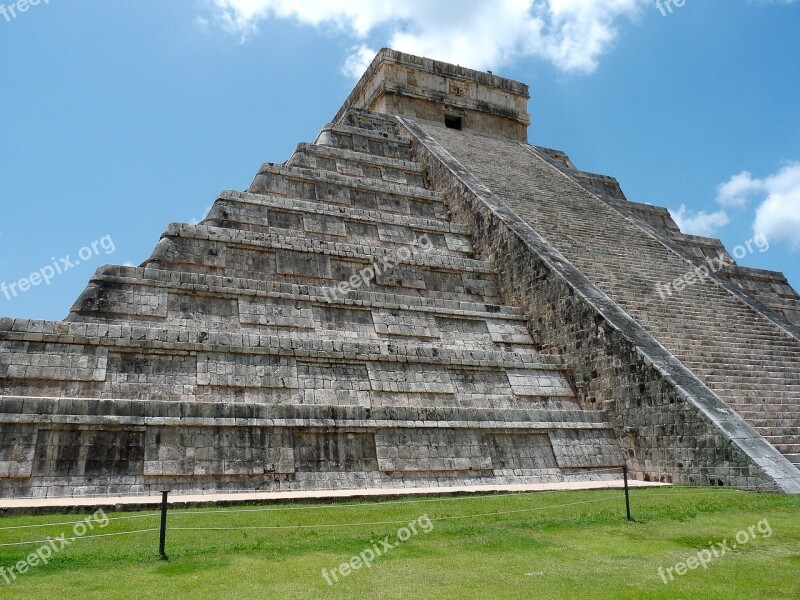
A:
[{"xmin": 445, "ymin": 115, "xmax": 463, "ymax": 130}]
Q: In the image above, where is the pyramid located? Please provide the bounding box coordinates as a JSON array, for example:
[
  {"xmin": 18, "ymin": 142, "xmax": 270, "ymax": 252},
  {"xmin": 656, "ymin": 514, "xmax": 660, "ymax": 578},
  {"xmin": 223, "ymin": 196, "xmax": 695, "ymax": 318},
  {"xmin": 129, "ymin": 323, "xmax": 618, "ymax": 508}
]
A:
[{"xmin": 1, "ymin": 49, "xmax": 798, "ymax": 498}]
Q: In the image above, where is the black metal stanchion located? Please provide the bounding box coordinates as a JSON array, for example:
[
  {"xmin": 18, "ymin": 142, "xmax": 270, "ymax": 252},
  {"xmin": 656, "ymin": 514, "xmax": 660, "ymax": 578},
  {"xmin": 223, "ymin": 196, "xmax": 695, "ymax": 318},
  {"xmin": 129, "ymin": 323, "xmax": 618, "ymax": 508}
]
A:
[
  {"xmin": 623, "ymin": 466, "xmax": 632, "ymax": 522},
  {"xmin": 159, "ymin": 490, "xmax": 169, "ymax": 560}
]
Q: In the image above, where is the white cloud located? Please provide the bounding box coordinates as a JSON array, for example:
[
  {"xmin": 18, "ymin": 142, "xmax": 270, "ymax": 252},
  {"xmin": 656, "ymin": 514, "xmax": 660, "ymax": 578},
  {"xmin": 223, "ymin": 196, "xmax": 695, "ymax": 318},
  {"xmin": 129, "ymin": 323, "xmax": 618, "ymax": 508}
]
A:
[
  {"xmin": 751, "ymin": 162, "xmax": 800, "ymax": 250},
  {"xmin": 205, "ymin": 0, "xmax": 649, "ymax": 75},
  {"xmin": 713, "ymin": 162, "xmax": 800, "ymax": 250},
  {"xmin": 716, "ymin": 171, "xmax": 765, "ymax": 207},
  {"xmin": 670, "ymin": 204, "xmax": 730, "ymax": 237},
  {"xmin": 342, "ymin": 44, "xmax": 377, "ymax": 80}
]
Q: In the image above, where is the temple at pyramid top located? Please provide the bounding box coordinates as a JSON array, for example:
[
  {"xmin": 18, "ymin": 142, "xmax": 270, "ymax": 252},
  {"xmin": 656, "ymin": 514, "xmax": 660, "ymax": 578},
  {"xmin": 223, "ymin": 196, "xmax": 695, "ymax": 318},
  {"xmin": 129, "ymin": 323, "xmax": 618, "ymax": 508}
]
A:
[{"xmin": 334, "ymin": 48, "xmax": 532, "ymax": 141}]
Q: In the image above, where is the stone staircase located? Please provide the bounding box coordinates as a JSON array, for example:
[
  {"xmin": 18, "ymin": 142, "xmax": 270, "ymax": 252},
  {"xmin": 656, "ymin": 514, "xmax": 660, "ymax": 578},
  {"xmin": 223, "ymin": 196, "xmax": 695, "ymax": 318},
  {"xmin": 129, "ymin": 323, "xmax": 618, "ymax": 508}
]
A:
[
  {"xmin": 0, "ymin": 109, "xmax": 623, "ymax": 497},
  {"xmin": 421, "ymin": 125, "xmax": 800, "ymax": 471}
]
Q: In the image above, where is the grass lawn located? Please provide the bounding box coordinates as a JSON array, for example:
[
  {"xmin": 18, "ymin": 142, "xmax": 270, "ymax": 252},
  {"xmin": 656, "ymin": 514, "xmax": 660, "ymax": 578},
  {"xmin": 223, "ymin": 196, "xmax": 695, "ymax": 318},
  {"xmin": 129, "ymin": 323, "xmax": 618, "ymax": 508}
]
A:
[{"xmin": 1, "ymin": 487, "xmax": 799, "ymax": 599}]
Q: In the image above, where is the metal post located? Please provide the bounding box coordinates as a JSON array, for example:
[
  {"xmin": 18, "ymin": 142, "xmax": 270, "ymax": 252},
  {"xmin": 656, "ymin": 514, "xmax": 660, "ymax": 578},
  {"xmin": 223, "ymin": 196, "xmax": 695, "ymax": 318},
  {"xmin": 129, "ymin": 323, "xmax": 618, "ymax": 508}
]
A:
[
  {"xmin": 159, "ymin": 490, "xmax": 169, "ymax": 559},
  {"xmin": 623, "ymin": 466, "xmax": 632, "ymax": 522}
]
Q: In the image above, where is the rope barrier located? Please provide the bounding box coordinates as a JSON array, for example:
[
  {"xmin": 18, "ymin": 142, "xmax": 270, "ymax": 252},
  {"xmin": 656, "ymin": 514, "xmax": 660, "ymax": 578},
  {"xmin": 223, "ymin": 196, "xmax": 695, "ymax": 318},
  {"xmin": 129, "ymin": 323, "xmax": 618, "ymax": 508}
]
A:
[
  {"xmin": 166, "ymin": 489, "xmax": 772, "ymax": 530},
  {"xmin": 0, "ymin": 513, "xmax": 161, "ymax": 532},
  {"xmin": 0, "ymin": 529, "xmax": 159, "ymax": 548},
  {"xmin": 169, "ymin": 485, "xmax": 630, "ymax": 518},
  {"xmin": 168, "ymin": 495, "xmax": 623, "ymax": 533}
]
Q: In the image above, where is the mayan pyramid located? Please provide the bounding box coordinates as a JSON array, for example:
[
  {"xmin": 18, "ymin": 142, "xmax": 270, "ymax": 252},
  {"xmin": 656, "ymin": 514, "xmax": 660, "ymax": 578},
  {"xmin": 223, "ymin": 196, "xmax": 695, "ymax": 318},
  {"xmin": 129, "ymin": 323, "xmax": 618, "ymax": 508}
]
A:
[{"xmin": 1, "ymin": 49, "xmax": 799, "ymax": 498}]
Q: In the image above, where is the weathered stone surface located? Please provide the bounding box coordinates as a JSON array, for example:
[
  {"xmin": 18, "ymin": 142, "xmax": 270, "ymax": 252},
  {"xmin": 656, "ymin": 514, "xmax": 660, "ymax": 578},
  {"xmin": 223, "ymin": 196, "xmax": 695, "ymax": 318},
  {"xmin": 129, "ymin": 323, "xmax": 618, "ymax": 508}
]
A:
[{"xmin": 1, "ymin": 48, "xmax": 796, "ymax": 498}]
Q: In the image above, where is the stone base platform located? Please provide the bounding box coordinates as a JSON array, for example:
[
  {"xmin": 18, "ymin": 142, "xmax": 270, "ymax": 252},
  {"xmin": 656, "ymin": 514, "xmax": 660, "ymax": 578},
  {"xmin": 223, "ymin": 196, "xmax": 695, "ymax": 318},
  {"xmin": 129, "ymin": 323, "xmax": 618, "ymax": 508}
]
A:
[{"xmin": 0, "ymin": 479, "xmax": 668, "ymax": 515}]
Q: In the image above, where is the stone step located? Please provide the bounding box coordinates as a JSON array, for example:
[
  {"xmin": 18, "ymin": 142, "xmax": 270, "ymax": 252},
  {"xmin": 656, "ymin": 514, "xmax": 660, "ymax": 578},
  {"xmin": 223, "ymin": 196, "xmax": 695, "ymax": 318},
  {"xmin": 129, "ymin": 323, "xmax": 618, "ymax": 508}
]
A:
[
  {"xmin": 719, "ymin": 393, "xmax": 800, "ymax": 403},
  {"xmin": 144, "ymin": 223, "xmax": 502, "ymax": 303},
  {"xmin": 0, "ymin": 322, "xmax": 571, "ymax": 404},
  {"xmin": 736, "ymin": 406, "xmax": 800, "ymax": 416},
  {"xmin": 205, "ymin": 192, "xmax": 474, "ymax": 257},
  {"xmin": 700, "ymin": 388, "xmax": 800, "ymax": 402},
  {"xmin": 86, "ymin": 312, "xmax": 534, "ymax": 350},
  {"xmin": 666, "ymin": 339, "xmax": 800, "ymax": 352},
  {"xmin": 676, "ymin": 340, "xmax": 800, "ymax": 353},
  {"xmin": 751, "ymin": 426, "xmax": 800, "ymax": 437},
  {"xmin": 662, "ymin": 344, "xmax": 800, "ymax": 360},
  {"xmin": 151, "ymin": 222, "xmax": 482, "ymax": 269},
  {"xmin": 201, "ymin": 217, "xmax": 474, "ymax": 263},
  {"xmin": 76, "ymin": 265, "xmax": 526, "ymax": 320},
  {"xmin": 732, "ymin": 402, "xmax": 800, "ymax": 410},
  {"xmin": 0, "ymin": 396, "xmax": 613, "ymax": 428},
  {"xmin": 338, "ymin": 108, "xmax": 401, "ymax": 134},
  {"xmin": 767, "ymin": 442, "xmax": 800, "ymax": 452},
  {"xmin": 713, "ymin": 393, "xmax": 800, "ymax": 405},
  {"xmin": 253, "ymin": 163, "xmax": 441, "ymax": 203},
  {"xmin": 0, "ymin": 370, "xmax": 579, "ymax": 407},
  {"xmin": 69, "ymin": 273, "xmax": 536, "ymax": 348},
  {"xmin": 287, "ymin": 143, "xmax": 428, "ymax": 188},
  {"xmin": 690, "ymin": 367, "xmax": 800, "ymax": 380},
  {"xmin": 248, "ymin": 165, "xmax": 445, "ymax": 220},
  {"xmin": 663, "ymin": 347, "xmax": 800, "ymax": 362},
  {"xmin": 746, "ymin": 418, "xmax": 800, "ymax": 429},
  {"xmin": 648, "ymin": 332, "xmax": 800, "ymax": 351},
  {"xmin": 764, "ymin": 435, "xmax": 800, "ymax": 446},
  {"xmin": 620, "ymin": 298, "xmax": 786, "ymax": 317},
  {"xmin": 315, "ymin": 123, "xmax": 413, "ymax": 161},
  {"xmin": 636, "ymin": 309, "xmax": 796, "ymax": 329},
  {"xmin": 682, "ymin": 358, "xmax": 800, "ymax": 372},
  {"xmin": 211, "ymin": 190, "xmax": 468, "ymax": 235},
  {"xmin": 740, "ymin": 422, "xmax": 800, "ymax": 433},
  {"xmin": 652, "ymin": 327, "xmax": 800, "ymax": 341},
  {"xmin": 0, "ymin": 319, "xmax": 561, "ymax": 370},
  {"xmin": 733, "ymin": 410, "xmax": 800, "ymax": 421},
  {"xmin": 678, "ymin": 360, "xmax": 800, "ymax": 375},
  {"xmin": 695, "ymin": 375, "xmax": 800, "ymax": 389}
]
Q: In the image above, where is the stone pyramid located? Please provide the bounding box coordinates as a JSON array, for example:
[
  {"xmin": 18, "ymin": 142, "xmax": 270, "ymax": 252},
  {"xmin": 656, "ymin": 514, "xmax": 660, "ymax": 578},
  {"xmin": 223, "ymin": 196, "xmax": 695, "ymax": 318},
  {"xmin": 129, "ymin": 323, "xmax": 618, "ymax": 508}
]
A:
[{"xmin": 1, "ymin": 49, "xmax": 798, "ymax": 498}]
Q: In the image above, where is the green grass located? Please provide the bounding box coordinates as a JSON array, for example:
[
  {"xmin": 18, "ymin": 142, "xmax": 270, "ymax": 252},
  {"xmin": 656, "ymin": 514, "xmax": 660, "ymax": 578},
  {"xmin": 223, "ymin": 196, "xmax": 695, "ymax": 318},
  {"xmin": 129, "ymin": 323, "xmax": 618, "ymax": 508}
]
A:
[{"xmin": 1, "ymin": 487, "xmax": 799, "ymax": 599}]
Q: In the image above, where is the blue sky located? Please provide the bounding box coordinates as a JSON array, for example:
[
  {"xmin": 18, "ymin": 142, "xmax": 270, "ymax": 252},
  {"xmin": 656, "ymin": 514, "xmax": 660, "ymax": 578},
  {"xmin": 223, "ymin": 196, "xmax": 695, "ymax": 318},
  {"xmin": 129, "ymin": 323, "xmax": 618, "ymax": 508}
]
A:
[{"xmin": 0, "ymin": 0, "xmax": 798, "ymax": 321}]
